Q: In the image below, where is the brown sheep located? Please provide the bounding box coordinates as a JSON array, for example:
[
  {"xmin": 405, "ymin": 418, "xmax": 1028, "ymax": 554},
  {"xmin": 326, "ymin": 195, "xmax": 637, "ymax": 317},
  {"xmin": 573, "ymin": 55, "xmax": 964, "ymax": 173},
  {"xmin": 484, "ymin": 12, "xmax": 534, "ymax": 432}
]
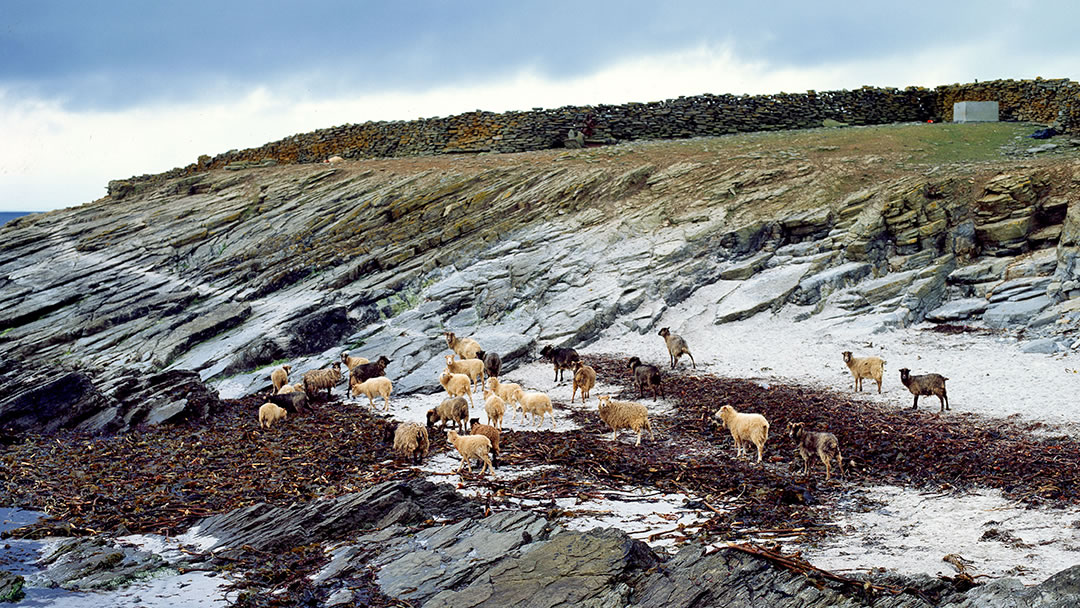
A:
[
  {"xmin": 570, "ymin": 360, "xmax": 596, "ymax": 404},
  {"xmin": 899, "ymin": 368, "xmax": 949, "ymax": 411},
  {"xmin": 787, "ymin": 422, "xmax": 843, "ymax": 481}
]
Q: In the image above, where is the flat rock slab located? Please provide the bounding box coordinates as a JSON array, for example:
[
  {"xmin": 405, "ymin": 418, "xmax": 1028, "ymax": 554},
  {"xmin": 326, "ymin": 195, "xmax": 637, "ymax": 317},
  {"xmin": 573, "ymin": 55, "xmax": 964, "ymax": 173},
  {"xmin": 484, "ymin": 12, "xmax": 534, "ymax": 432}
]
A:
[
  {"xmin": 714, "ymin": 263, "xmax": 810, "ymax": 324},
  {"xmin": 926, "ymin": 298, "xmax": 989, "ymax": 322},
  {"xmin": 983, "ymin": 295, "xmax": 1052, "ymax": 329}
]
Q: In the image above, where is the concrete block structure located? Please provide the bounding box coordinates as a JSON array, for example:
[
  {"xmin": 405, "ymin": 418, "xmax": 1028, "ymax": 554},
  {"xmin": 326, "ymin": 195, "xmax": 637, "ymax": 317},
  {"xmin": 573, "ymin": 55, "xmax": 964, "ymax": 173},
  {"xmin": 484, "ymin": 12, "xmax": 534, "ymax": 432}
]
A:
[{"xmin": 954, "ymin": 101, "xmax": 1000, "ymax": 123}]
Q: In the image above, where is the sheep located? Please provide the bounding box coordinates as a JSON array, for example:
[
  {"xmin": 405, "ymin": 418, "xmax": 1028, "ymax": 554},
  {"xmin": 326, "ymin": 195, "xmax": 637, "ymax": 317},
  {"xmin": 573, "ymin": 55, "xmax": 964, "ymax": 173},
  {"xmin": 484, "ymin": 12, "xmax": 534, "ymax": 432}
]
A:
[
  {"xmin": 517, "ymin": 391, "xmax": 555, "ymax": 430},
  {"xmin": 467, "ymin": 421, "xmax": 501, "ymax": 468},
  {"xmin": 443, "ymin": 331, "xmax": 483, "ymax": 360},
  {"xmin": 439, "ymin": 371, "xmax": 475, "ymax": 408},
  {"xmin": 483, "ymin": 389, "xmax": 506, "ymax": 430},
  {"xmin": 258, "ymin": 402, "xmax": 287, "ymax": 429},
  {"xmin": 476, "ymin": 349, "xmax": 502, "ymax": 379},
  {"xmin": 326, "ymin": 155, "xmax": 345, "ymax": 164},
  {"xmin": 787, "ymin": 422, "xmax": 844, "ymax": 482},
  {"xmin": 713, "ymin": 405, "xmax": 770, "ymax": 463},
  {"xmin": 658, "ymin": 328, "xmax": 696, "ymax": 370},
  {"xmin": 350, "ymin": 355, "xmax": 391, "ymax": 384},
  {"xmin": 540, "ymin": 345, "xmax": 580, "ymax": 382},
  {"xmin": 392, "ymin": 422, "xmax": 429, "ymax": 464},
  {"xmin": 570, "ymin": 360, "xmax": 596, "ymax": 403},
  {"xmin": 488, "ymin": 377, "xmax": 523, "ymax": 408},
  {"xmin": 427, "ymin": 396, "xmax": 470, "ymax": 431},
  {"xmin": 302, "ymin": 362, "xmax": 342, "ymax": 401},
  {"xmin": 270, "ymin": 364, "xmax": 291, "ymax": 391},
  {"xmin": 276, "ymin": 382, "xmax": 303, "ymax": 395},
  {"xmin": 597, "ymin": 395, "xmax": 654, "ymax": 446},
  {"xmin": 350, "ymin": 376, "xmax": 393, "ymax": 411},
  {"xmin": 268, "ymin": 391, "xmax": 310, "ymax": 414},
  {"xmin": 340, "ymin": 351, "xmax": 369, "ymax": 382},
  {"xmin": 446, "ymin": 430, "xmax": 493, "ymax": 476},
  {"xmin": 899, "ymin": 368, "xmax": 949, "ymax": 411},
  {"xmin": 627, "ymin": 356, "xmax": 664, "ymax": 400},
  {"xmin": 842, "ymin": 351, "xmax": 885, "ymax": 394},
  {"xmin": 445, "ymin": 354, "xmax": 485, "ymax": 394}
]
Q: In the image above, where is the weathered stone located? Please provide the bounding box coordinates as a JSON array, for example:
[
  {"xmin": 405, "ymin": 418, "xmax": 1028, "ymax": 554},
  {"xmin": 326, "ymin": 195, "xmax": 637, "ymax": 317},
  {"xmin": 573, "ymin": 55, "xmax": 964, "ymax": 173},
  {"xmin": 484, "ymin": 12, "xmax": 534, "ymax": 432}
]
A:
[
  {"xmin": 718, "ymin": 252, "xmax": 773, "ymax": 280},
  {"xmin": 0, "ymin": 571, "xmax": 23, "ymax": 603},
  {"xmin": 925, "ymin": 298, "xmax": 989, "ymax": 322},
  {"xmin": 714, "ymin": 263, "xmax": 810, "ymax": 324},
  {"xmin": 975, "ymin": 215, "xmax": 1033, "ymax": 245},
  {"xmin": 856, "ymin": 270, "xmax": 916, "ymax": 305},
  {"xmin": 28, "ymin": 536, "xmax": 166, "ymax": 591},
  {"xmin": 983, "ymin": 295, "xmax": 1052, "ymax": 329},
  {"xmin": 792, "ymin": 262, "xmax": 873, "ymax": 305}
]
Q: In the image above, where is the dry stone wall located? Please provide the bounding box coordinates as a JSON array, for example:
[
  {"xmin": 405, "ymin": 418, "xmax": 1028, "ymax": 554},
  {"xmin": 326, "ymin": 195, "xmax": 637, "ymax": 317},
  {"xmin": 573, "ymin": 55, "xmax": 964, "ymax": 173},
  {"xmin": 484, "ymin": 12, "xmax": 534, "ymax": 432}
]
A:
[{"xmin": 111, "ymin": 78, "xmax": 1079, "ymax": 196}]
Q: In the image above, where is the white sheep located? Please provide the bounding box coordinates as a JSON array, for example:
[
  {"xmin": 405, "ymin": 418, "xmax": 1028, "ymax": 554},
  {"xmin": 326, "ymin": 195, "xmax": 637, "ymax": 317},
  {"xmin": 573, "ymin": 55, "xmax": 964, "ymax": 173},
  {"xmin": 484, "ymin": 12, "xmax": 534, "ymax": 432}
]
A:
[
  {"xmin": 597, "ymin": 395, "xmax": 655, "ymax": 446},
  {"xmin": 270, "ymin": 364, "xmax": 291, "ymax": 392},
  {"xmin": 444, "ymin": 331, "xmax": 483, "ymax": 360},
  {"xmin": 517, "ymin": 391, "xmax": 555, "ymax": 430},
  {"xmin": 842, "ymin": 351, "xmax": 885, "ymax": 394},
  {"xmin": 393, "ymin": 422, "xmax": 430, "ymax": 464},
  {"xmin": 439, "ymin": 371, "xmax": 474, "ymax": 408},
  {"xmin": 714, "ymin": 405, "xmax": 770, "ymax": 463},
  {"xmin": 351, "ymin": 376, "xmax": 393, "ymax": 411},
  {"xmin": 483, "ymin": 389, "xmax": 506, "ymax": 430},
  {"xmin": 445, "ymin": 354, "xmax": 485, "ymax": 394},
  {"xmin": 488, "ymin": 377, "xmax": 523, "ymax": 410},
  {"xmin": 570, "ymin": 360, "xmax": 596, "ymax": 403},
  {"xmin": 258, "ymin": 402, "xmax": 288, "ymax": 429},
  {"xmin": 276, "ymin": 382, "xmax": 304, "ymax": 395},
  {"xmin": 326, "ymin": 155, "xmax": 345, "ymax": 164},
  {"xmin": 446, "ymin": 430, "xmax": 493, "ymax": 476}
]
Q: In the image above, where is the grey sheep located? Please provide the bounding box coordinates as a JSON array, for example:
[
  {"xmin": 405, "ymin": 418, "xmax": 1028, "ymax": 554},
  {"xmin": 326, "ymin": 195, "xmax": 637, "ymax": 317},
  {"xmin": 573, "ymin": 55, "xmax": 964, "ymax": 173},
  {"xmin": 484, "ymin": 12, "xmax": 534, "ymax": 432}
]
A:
[
  {"xmin": 627, "ymin": 356, "xmax": 663, "ymax": 400},
  {"xmin": 658, "ymin": 327, "xmax": 696, "ymax": 370},
  {"xmin": 788, "ymin": 422, "xmax": 844, "ymax": 482}
]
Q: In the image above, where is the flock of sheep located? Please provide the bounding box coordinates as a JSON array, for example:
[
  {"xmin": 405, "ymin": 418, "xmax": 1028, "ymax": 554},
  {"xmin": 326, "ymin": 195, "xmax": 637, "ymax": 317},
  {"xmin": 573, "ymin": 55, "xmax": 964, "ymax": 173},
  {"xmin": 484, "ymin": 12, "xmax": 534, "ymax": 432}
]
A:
[{"xmin": 255, "ymin": 327, "xmax": 951, "ymax": 483}]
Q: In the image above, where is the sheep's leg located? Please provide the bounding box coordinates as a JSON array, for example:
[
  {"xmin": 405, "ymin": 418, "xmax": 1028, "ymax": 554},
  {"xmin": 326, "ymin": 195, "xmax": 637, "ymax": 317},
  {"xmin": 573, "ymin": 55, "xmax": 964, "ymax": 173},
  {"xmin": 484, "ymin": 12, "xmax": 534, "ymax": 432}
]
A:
[
  {"xmin": 635, "ymin": 429, "xmax": 642, "ymax": 446},
  {"xmin": 938, "ymin": 394, "xmax": 947, "ymax": 412},
  {"xmin": 612, "ymin": 429, "xmax": 618, "ymax": 442},
  {"xmin": 756, "ymin": 442, "xmax": 763, "ymax": 463},
  {"xmin": 571, "ymin": 385, "xmax": 579, "ymax": 403},
  {"xmin": 876, "ymin": 376, "xmax": 882, "ymax": 394},
  {"xmin": 688, "ymin": 353, "xmax": 696, "ymax": 369},
  {"xmin": 912, "ymin": 394, "xmax": 919, "ymax": 409},
  {"xmin": 550, "ymin": 411, "xmax": 556, "ymax": 430},
  {"xmin": 647, "ymin": 420, "xmax": 655, "ymax": 441},
  {"xmin": 836, "ymin": 452, "xmax": 844, "ymax": 477}
]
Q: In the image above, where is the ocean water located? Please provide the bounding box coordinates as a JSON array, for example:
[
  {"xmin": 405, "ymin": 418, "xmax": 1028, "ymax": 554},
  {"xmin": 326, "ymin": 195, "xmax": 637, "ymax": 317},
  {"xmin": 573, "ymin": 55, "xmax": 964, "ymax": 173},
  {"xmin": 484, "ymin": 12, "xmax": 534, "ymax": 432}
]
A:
[{"xmin": 0, "ymin": 211, "xmax": 33, "ymax": 226}]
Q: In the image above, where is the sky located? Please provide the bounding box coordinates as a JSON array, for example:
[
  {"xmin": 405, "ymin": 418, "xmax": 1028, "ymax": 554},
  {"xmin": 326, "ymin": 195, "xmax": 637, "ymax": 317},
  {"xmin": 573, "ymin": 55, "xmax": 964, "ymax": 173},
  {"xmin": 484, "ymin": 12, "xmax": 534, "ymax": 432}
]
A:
[{"xmin": 2, "ymin": 0, "xmax": 1079, "ymax": 213}]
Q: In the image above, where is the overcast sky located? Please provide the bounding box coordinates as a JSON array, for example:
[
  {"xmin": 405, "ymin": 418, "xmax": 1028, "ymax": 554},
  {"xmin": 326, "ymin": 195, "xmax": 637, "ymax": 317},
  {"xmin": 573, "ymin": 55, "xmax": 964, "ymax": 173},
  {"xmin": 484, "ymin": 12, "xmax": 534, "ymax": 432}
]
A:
[{"xmin": 2, "ymin": 0, "xmax": 1079, "ymax": 212}]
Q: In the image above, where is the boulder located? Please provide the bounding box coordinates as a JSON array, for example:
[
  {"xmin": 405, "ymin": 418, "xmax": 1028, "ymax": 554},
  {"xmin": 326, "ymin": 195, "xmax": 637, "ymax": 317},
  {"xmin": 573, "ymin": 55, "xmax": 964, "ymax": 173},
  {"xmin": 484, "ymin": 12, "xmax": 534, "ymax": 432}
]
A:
[
  {"xmin": 983, "ymin": 296, "xmax": 1052, "ymax": 329},
  {"xmin": 926, "ymin": 298, "xmax": 989, "ymax": 322},
  {"xmin": 714, "ymin": 263, "xmax": 810, "ymax": 324}
]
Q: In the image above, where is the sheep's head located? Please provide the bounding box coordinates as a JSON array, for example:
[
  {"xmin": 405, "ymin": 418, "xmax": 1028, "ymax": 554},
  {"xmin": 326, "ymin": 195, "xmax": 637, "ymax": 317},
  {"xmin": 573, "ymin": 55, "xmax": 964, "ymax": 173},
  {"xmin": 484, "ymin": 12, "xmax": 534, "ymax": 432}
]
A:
[
  {"xmin": 539, "ymin": 345, "xmax": 554, "ymax": 359},
  {"xmin": 787, "ymin": 421, "xmax": 805, "ymax": 440},
  {"xmin": 443, "ymin": 331, "xmax": 456, "ymax": 347},
  {"xmin": 899, "ymin": 368, "xmax": 911, "ymax": 381},
  {"xmin": 340, "ymin": 351, "xmax": 349, "ymax": 363},
  {"xmin": 446, "ymin": 430, "xmax": 460, "ymax": 443},
  {"xmin": 842, "ymin": 351, "xmax": 853, "ymax": 364},
  {"xmin": 283, "ymin": 364, "xmax": 292, "ymax": 373},
  {"xmin": 445, "ymin": 354, "xmax": 455, "ymax": 366},
  {"xmin": 597, "ymin": 395, "xmax": 611, "ymax": 411},
  {"xmin": 426, "ymin": 409, "xmax": 438, "ymax": 427},
  {"xmin": 376, "ymin": 355, "xmax": 391, "ymax": 367},
  {"xmin": 714, "ymin": 405, "xmax": 735, "ymax": 427},
  {"xmin": 658, "ymin": 327, "xmax": 670, "ymax": 338},
  {"xmin": 627, "ymin": 356, "xmax": 642, "ymax": 370}
]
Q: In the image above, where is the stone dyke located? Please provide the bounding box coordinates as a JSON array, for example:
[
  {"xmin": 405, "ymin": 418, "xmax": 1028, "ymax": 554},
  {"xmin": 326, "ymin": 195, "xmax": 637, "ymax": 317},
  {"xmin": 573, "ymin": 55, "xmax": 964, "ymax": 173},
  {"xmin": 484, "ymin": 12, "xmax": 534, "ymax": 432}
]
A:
[{"xmin": 109, "ymin": 78, "xmax": 1080, "ymax": 197}]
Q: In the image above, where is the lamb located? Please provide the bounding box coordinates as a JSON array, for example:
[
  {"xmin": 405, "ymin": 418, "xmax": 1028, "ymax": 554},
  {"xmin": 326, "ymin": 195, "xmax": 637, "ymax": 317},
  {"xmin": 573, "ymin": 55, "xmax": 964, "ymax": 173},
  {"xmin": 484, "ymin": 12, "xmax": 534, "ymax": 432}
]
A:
[
  {"xmin": 443, "ymin": 331, "xmax": 483, "ymax": 360},
  {"xmin": 842, "ymin": 351, "xmax": 885, "ymax": 394},
  {"xmin": 787, "ymin": 422, "xmax": 844, "ymax": 481},
  {"xmin": 488, "ymin": 377, "xmax": 523, "ymax": 408},
  {"xmin": 483, "ymin": 389, "xmax": 506, "ymax": 430},
  {"xmin": 445, "ymin": 354, "xmax": 485, "ymax": 394},
  {"xmin": 446, "ymin": 430, "xmax": 493, "ymax": 476},
  {"xmin": 899, "ymin": 368, "xmax": 949, "ymax": 411},
  {"xmin": 427, "ymin": 396, "xmax": 470, "ymax": 431},
  {"xmin": 439, "ymin": 371, "xmax": 475, "ymax": 408},
  {"xmin": 570, "ymin": 360, "xmax": 596, "ymax": 403},
  {"xmin": 713, "ymin": 405, "xmax": 770, "ymax": 463},
  {"xmin": 467, "ymin": 421, "xmax": 501, "ymax": 468},
  {"xmin": 540, "ymin": 345, "xmax": 580, "ymax": 382},
  {"xmin": 349, "ymin": 355, "xmax": 391, "ymax": 384},
  {"xmin": 350, "ymin": 376, "xmax": 393, "ymax": 411},
  {"xmin": 658, "ymin": 328, "xmax": 696, "ymax": 370},
  {"xmin": 268, "ymin": 391, "xmax": 310, "ymax": 414},
  {"xmin": 476, "ymin": 349, "xmax": 502, "ymax": 379},
  {"xmin": 276, "ymin": 382, "xmax": 303, "ymax": 395},
  {"xmin": 258, "ymin": 402, "xmax": 287, "ymax": 429},
  {"xmin": 627, "ymin": 356, "xmax": 664, "ymax": 400},
  {"xmin": 270, "ymin": 364, "xmax": 291, "ymax": 391},
  {"xmin": 597, "ymin": 395, "xmax": 655, "ymax": 446},
  {"xmin": 392, "ymin": 422, "xmax": 430, "ymax": 464},
  {"xmin": 302, "ymin": 362, "xmax": 342, "ymax": 401},
  {"xmin": 517, "ymin": 391, "xmax": 555, "ymax": 430}
]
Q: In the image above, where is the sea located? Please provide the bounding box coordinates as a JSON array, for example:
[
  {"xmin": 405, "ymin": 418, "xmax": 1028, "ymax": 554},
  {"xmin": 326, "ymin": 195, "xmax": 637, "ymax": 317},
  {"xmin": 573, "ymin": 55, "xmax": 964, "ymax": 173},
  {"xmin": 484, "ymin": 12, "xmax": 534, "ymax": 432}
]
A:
[{"xmin": 1, "ymin": 211, "xmax": 34, "ymax": 226}]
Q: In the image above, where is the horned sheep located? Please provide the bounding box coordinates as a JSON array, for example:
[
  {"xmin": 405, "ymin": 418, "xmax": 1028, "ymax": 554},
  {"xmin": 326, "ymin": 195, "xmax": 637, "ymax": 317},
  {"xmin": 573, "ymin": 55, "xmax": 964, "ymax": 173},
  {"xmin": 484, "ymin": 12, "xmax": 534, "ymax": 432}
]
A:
[
  {"xmin": 446, "ymin": 430, "xmax": 493, "ymax": 476},
  {"xmin": 787, "ymin": 422, "xmax": 844, "ymax": 481},
  {"xmin": 392, "ymin": 422, "xmax": 430, "ymax": 464},
  {"xmin": 714, "ymin": 405, "xmax": 770, "ymax": 463},
  {"xmin": 842, "ymin": 351, "xmax": 885, "ymax": 394},
  {"xmin": 427, "ymin": 396, "xmax": 470, "ymax": 432},
  {"xmin": 270, "ymin": 365, "xmax": 291, "ymax": 391},
  {"xmin": 899, "ymin": 368, "xmax": 949, "ymax": 411},
  {"xmin": 570, "ymin": 360, "xmax": 596, "ymax": 404},
  {"xmin": 302, "ymin": 362, "xmax": 342, "ymax": 401},
  {"xmin": 444, "ymin": 331, "xmax": 483, "ymax": 360},
  {"xmin": 445, "ymin": 354, "xmax": 485, "ymax": 394},
  {"xmin": 351, "ymin": 376, "xmax": 393, "ymax": 411},
  {"xmin": 258, "ymin": 402, "xmax": 287, "ymax": 429},
  {"xmin": 597, "ymin": 395, "xmax": 654, "ymax": 446},
  {"xmin": 658, "ymin": 327, "xmax": 696, "ymax": 370}
]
